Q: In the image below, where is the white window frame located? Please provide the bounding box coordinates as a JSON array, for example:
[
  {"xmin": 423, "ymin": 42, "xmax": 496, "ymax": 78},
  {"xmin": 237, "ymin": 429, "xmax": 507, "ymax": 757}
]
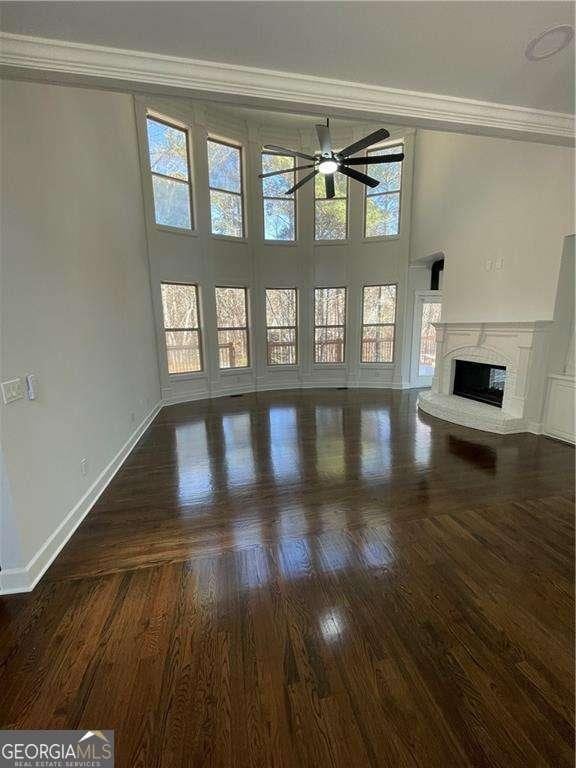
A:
[
  {"xmin": 265, "ymin": 288, "xmax": 299, "ymax": 366},
  {"xmin": 261, "ymin": 152, "xmax": 297, "ymax": 243},
  {"xmin": 146, "ymin": 112, "xmax": 195, "ymax": 235},
  {"xmin": 160, "ymin": 282, "xmax": 204, "ymax": 377},
  {"xmin": 313, "ymin": 287, "xmax": 347, "ymax": 365},
  {"xmin": 360, "ymin": 283, "xmax": 398, "ymax": 365},
  {"xmin": 208, "ymin": 137, "xmax": 246, "ymax": 241},
  {"xmin": 363, "ymin": 141, "xmax": 404, "ymax": 241},
  {"xmin": 215, "ymin": 285, "xmax": 251, "ymax": 370},
  {"xmin": 410, "ymin": 290, "xmax": 443, "ymax": 386},
  {"xmin": 314, "ymin": 175, "xmax": 349, "ymax": 243}
]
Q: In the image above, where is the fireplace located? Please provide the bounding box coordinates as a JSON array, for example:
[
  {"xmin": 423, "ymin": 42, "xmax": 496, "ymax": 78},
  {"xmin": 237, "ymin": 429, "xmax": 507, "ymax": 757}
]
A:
[
  {"xmin": 418, "ymin": 321, "xmax": 549, "ymax": 434},
  {"xmin": 453, "ymin": 360, "xmax": 506, "ymax": 408}
]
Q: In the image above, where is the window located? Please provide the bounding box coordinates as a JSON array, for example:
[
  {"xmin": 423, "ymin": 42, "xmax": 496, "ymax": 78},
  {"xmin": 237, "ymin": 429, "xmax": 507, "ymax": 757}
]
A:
[
  {"xmin": 315, "ymin": 173, "xmax": 348, "ymax": 240},
  {"xmin": 314, "ymin": 288, "xmax": 346, "ymax": 364},
  {"xmin": 418, "ymin": 301, "xmax": 442, "ymax": 376},
  {"xmin": 215, "ymin": 287, "xmax": 249, "ymax": 368},
  {"xmin": 160, "ymin": 283, "xmax": 202, "ymax": 374},
  {"xmin": 266, "ymin": 288, "xmax": 298, "ymax": 365},
  {"xmin": 364, "ymin": 143, "xmax": 403, "ymax": 238},
  {"xmin": 208, "ymin": 139, "xmax": 244, "ymax": 238},
  {"xmin": 262, "ymin": 153, "xmax": 296, "ymax": 241},
  {"xmin": 146, "ymin": 116, "xmax": 193, "ymax": 230},
  {"xmin": 361, "ymin": 285, "xmax": 397, "ymax": 363}
]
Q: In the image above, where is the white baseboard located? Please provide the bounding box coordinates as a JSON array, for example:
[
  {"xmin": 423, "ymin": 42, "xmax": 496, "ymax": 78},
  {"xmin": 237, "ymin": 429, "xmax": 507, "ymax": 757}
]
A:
[
  {"xmin": 0, "ymin": 401, "xmax": 162, "ymax": 596},
  {"xmin": 163, "ymin": 378, "xmax": 412, "ymax": 405},
  {"xmin": 542, "ymin": 426, "xmax": 575, "ymax": 444},
  {"xmin": 162, "ymin": 388, "xmax": 210, "ymax": 406}
]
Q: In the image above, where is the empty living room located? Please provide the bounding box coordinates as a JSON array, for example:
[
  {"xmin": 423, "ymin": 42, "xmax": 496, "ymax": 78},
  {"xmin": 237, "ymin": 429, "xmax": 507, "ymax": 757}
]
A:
[{"xmin": 0, "ymin": 2, "xmax": 574, "ymax": 766}]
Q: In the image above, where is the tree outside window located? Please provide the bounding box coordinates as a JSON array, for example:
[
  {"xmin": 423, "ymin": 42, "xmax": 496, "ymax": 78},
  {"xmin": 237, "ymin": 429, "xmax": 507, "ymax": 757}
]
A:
[
  {"xmin": 262, "ymin": 153, "xmax": 296, "ymax": 241},
  {"xmin": 208, "ymin": 139, "xmax": 244, "ymax": 238}
]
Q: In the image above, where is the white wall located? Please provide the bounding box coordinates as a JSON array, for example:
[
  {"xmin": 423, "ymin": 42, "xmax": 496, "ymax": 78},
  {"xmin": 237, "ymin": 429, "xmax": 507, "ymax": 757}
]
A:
[
  {"xmin": 135, "ymin": 96, "xmax": 420, "ymax": 406},
  {"xmin": 0, "ymin": 80, "xmax": 161, "ymax": 583},
  {"xmin": 547, "ymin": 235, "xmax": 575, "ymax": 376},
  {"xmin": 410, "ymin": 130, "xmax": 574, "ymax": 323}
]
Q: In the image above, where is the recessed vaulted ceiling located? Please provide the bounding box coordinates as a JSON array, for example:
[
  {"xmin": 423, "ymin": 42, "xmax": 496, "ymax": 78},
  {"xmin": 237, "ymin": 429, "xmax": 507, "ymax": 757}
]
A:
[{"xmin": 1, "ymin": 0, "xmax": 574, "ymax": 114}]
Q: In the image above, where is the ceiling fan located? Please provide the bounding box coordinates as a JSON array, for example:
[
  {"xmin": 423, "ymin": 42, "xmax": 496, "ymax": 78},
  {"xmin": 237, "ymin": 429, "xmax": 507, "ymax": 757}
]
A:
[{"xmin": 258, "ymin": 119, "xmax": 404, "ymax": 198}]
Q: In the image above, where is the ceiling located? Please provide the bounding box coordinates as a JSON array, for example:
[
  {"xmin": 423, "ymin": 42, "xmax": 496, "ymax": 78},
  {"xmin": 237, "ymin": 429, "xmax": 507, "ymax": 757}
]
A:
[{"xmin": 1, "ymin": 1, "xmax": 574, "ymax": 114}]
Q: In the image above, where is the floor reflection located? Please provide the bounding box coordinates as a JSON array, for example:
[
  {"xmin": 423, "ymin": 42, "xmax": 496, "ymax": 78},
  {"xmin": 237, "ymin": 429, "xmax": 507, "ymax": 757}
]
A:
[
  {"xmin": 278, "ymin": 537, "xmax": 312, "ymax": 581},
  {"xmin": 448, "ymin": 434, "xmax": 497, "ymax": 474},
  {"xmin": 315, "ymin": 406, "xmax": 345, "ymax": 479},
  {"xmin": 237, "ymin": 543, "xmax": 269, "ymax": 590},
  {"xmin": 319, "ymin": 608, "xmax": 345, "ymax": 644},
  {"xmin": 222, "ymin": 412, "xmax": 256, "ymax": 490},
  {"xmin": 318, "ymin": 532, "xmax": 351, "ymax": 573},
  {"xmin": 413, "ymin": 414, "xmax": 432, "ymax": 468},
  {"xmin": 360, "ymin": 534, "xmax": 395, "ymax": 569},
  {"xmin": 175, "ymin": 420, "xmax": 214, "ymax": 505},
  {"xmin": 361, "ymin": 407, "xmax": 392, "ymax": 481},
  {"xmin": 269, "ymin": 406, "xmax": 300, "ymax": 483}
]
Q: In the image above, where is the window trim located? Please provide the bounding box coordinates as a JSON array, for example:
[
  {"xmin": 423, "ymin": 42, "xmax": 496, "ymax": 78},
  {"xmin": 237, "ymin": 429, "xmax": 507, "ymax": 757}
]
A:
[
  {"xmin": 362, "ymin": 141, "xmax": 404, "ymax": 242},
  {"xmin": 261, "ymin": 152, "xmax": 297, "ymax": 244},
  {"xmin": 146, "ymin": 113, "xmax": 195, "ymax": 234},
  {"xmin": 215, "ymin": 285, "xmax": 251, "ymax": 370},
  {"xmin": 208, "ymin": 137, "xmax": 246, "ymax": 241},
  {"xmin": 265, "ymin": 287, "xmax": 299, "ymax": 367},
  {"xmin": 313, "ymin": 286, "xmax": 347, "ymax": 365},
  {"xmin": 160, "ymin": 281, "xmax": 204, "ymax": 376},
  {"xmin": 360, "ymin": 283, "xmax": 398, "ymax": 365},
  {"xmin": 314, "ymin": 175, "xmax": 349, "ymax": 243}
]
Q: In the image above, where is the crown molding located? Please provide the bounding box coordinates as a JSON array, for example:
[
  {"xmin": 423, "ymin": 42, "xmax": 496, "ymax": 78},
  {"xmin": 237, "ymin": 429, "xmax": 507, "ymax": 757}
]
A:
[{"xmin": 0, "ymin": 32, "xmax": 573, "ymax": 145}]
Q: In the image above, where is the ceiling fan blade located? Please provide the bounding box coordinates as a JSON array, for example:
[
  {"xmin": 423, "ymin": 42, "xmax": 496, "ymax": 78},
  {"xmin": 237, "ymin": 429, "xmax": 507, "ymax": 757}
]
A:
[
  {"xmin": 286, "ymin": 170, "xmax": 318, "ymax": 195},
  {"xmin": 325, "ymin": 173, "xmax": 335, "ymax": 199},
  {"xmin": 264, "ymin": 145, "xmax": 316, "ymax": 162},
  {"xmin": 259, "ymin": 163, "xmax": 315, "ymax": 179},
  {"xmin": 339, "ymin": 128, "xmax": 391, "ymax": 158},
  {"xmin": 316, "ymin": 124, "xmax": 332, "ymax": 155},
  {"xmin": 338, "ymin": 165, "xmax": 380, "ymax": 188},
  {"xmin": 343, "ymin": 153, "xmax": 404, "ymax": 166}
]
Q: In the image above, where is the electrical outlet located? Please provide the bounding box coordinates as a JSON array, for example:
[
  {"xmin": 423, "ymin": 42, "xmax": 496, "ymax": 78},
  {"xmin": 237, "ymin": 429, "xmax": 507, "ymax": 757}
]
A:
[
  {"xmin": 1, "ymin": 378, "xmax": 24, "ymax": 404},
  {"xmin": 80, "ymin": 458, "xmax": 89, "ymax": 477},
  {"xmin": 485, "ymin": 259, "xmax": 493, "ymax": 272}
]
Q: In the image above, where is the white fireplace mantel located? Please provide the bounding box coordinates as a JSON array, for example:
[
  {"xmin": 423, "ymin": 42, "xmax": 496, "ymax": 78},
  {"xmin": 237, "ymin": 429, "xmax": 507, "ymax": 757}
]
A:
[{"xmin": 418, "ymin": 321, "xmax": 551, "ymax": 435}]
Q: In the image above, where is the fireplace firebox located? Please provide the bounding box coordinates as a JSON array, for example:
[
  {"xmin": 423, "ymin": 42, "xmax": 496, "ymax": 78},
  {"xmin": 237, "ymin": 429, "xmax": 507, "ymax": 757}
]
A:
[{"xmin": 453, "ymin": 360, "xmax": 506, "ymax": 408}]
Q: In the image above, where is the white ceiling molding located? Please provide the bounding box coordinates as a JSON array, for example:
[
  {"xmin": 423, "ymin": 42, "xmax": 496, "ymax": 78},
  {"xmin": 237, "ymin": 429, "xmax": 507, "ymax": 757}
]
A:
[{"xmin": 1, "ymin": 32, "xmax": 573, "ymax": 146}]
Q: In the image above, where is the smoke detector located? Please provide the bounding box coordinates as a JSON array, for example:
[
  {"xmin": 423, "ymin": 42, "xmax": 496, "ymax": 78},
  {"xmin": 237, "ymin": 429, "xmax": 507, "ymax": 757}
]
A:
[{"xmin": 525, "ymin": 25, "xmax": 574, "ymax": 61}]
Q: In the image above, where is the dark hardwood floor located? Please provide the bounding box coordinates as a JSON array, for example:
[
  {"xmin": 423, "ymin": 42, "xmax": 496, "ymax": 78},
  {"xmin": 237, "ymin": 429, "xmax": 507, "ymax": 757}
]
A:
[{"xmin": 1, "ymin": 389, "xmax": 574, "ymax": 767}]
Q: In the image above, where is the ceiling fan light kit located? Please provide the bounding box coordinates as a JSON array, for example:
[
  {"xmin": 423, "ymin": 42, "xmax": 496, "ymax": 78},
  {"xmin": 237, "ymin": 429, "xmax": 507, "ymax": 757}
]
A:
[
  {"xmin": 318, "ymin": 159, "xmax": 338, "ymax": 175},
  {"xmin": 258, "ymin": 119, "xmax": 405, "ymax": 199}
]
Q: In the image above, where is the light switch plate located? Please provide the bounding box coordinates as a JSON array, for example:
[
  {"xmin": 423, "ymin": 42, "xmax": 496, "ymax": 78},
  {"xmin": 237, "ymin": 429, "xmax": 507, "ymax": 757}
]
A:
[
  {"xmin": 26, "ymin": 374, "xmax": 38, "ymax": 400},
  {"xmin": 2, "ymin": 378, "xmax": 24, "ymax": 404}
]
